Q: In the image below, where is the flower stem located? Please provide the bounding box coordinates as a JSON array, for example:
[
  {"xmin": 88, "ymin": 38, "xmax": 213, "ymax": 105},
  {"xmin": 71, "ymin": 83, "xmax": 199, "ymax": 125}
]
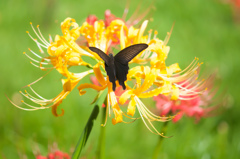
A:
[
  {"xmin": 152, "ymin": 121, "xmax": 169, "ymax": 159},
  {"xmin": 96, "ymin": 100, "xmax": 107, "ymax": 159}
]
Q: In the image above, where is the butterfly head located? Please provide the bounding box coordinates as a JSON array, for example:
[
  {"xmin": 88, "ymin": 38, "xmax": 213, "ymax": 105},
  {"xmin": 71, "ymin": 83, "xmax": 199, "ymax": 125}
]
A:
[{"xmin": 108, "ymin": 53, "xmax": 114, "ymax": 58}]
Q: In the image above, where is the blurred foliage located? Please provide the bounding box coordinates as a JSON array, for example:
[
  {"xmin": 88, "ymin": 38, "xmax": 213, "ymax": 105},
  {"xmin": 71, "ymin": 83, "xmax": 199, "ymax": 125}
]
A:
[{"xmin": 1, "ymin": 0, "xmax": 240, "ymax": 158}]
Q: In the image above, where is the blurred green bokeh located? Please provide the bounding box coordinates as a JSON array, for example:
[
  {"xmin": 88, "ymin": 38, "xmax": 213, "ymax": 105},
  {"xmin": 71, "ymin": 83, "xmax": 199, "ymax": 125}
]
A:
[{"xmin": 1, "ymin": 0, "xmax": 240, "ymax": 158}]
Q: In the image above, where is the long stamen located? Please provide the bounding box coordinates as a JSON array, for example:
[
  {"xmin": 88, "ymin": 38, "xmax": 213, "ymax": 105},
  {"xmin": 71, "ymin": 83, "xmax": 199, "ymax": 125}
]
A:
[
  {"xmin": 126, "ymin": 3, "xmax": 141, "ymax": 25},
  {"xmin": 122, "ymin": 112, "xmax": 140, "ymax": 120},
  {"xmin": 6, "ymin": 95, "xmax": 42, "ymax": 111},
  {"xmin": 37, "ymin": 25, "xmax": 50, "ymax": 45},
  {"xmin": 36, "ymin": 42, "xmax": 45, "ymax": 54},
  {"xmin": 21, "ymin": 100, "xmax": 46, "ymax": 109},
  {"xmin": 30, "ymin": 61, "xmax": 54, "ymax": 70},
  {"xmin": 122, "ymin": 0, "xmax": 130, "ymax": 20},
  {"xmin": 135, "ymin": 96, "xmax": 171, "ymax": 121},
  {"xmin": 20, "ymin": 90, "xmax": 50, "ymax": 105},
  {"xmin": 135, "ymin": 99, "xmax": 168, "ymax": 137},
  {"xmin": 26, "ymin": 31, "xmax": 48, "ymax": 49},
  {"xmin": 28, "ymin": 48, "xmax": 49, "ymax": 61},
  {"xmin": 30, "ymin": 22, "xmax": 50, "ymax": 46},
  {"xmin": 163, "ymin": 22, "xmax": 175, "ymax": 45},
  {"xmin": 22, "ymin": 70, "xmax": 53, "ymax": 88},
  {"xmin": 23, "ymin": 52, "xmax": 50, "ymax": 65},
  {"xmin": 28, "ymin": 85, "xmax": 49, "ymax": 100},
  {"xmin": 49, "ymin": 34, "xmax": 53, "ymax": 43},
  {"xmin": 171, "ymin": 58, "xmax": 199, "ymax": 76},
  {"xmin": 131, "ymin": 5, "xmax": 152, "ymax": 25}
]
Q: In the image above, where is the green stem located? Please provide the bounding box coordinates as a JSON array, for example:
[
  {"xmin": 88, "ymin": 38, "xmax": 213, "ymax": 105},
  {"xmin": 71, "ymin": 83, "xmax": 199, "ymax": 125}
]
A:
[
  {"xmin": 152, "ymin": 121, "xmax": 169, "ymax": 159},
  {"xmin": 96, "ymin": 100, "xmax": 107, "ymax": 159}
]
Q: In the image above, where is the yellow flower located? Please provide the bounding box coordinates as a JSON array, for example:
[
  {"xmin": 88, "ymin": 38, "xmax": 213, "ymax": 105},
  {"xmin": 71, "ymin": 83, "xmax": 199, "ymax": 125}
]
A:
[
  {"xmin": 10, "ymin": 19, "xmax": 94, "ymax": 116},
  {"xmin": 10, "ymin": 9, "xmax": 207, "ymax": 136},
  {"xmin": 77, "ymin": 17, "xmax": 205, "ymax": 136}
]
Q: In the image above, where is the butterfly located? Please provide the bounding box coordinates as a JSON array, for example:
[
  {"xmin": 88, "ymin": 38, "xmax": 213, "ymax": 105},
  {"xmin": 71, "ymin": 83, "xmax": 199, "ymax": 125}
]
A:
[{"xmin": 89, "ymin": 43, "xmax": 148, "ymax": 91}]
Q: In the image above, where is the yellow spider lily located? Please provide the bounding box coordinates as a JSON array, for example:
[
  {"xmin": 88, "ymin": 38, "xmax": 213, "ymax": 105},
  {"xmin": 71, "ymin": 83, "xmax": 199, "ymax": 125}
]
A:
[{"xmin": 10, "ymin": 9, "xmax": 207, "ymax": 136}]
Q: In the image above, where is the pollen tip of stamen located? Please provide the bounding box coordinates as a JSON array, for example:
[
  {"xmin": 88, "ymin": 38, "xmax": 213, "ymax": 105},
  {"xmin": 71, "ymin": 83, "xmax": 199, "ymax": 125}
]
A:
[
  {"xmin": 148, "ymin": 29, "xmax": 152, "ymax": 33},
  {"xmin": 24, "ymin": 90, "xmax": 27, "ymax": 93},
  {"xmin": 205, "ymin": 87, "xmax": 208, "ymax": 91},
  {"xmin": 21, "ymin": 100, "xmax": 24, "ymax": 103},
  {"xmin": 23, "ymin": 52, "xmax": 26, "ymax": 54},
  {"xmin": 34, "ymin": 39, "xmax": 37, "ymax": 41},
  {"xmin": 26, "ymin": 31, "xmax": 29, "ymax": 33},
  {"xmin": 28, "ymin": 48, "xmax": 31, "ymax": 51},
  {"xmin": 30, "ymin": 22, "xmax": 32, "ymax": 25},
  {"xmin": 27, "ymin": 85, "xmax": 30, "ymax": 87},
  {"xmin": 202, "ymin": 79, "xmax": 205, "ymax": 81},
  {"xmin": 195, "ymin": 77, "xmax": 198, "ymax": 80},
  {"xmin": 19, "ymin": 91, "xmax": 22, "ymax": 93},
  {"xmin": 30, "ymin": 61, "xmax": 32, "ymax": 64},
  {"xmin": 154, "ymin": 30, "xmax": 158, "ymax": 35},
  {"xmin": 37, "ymin": 25, "xmax": 39, "ymax": 28},
  {"xmin": 25, "ymin": 94, "xmax": 28, "ymax": 96}
]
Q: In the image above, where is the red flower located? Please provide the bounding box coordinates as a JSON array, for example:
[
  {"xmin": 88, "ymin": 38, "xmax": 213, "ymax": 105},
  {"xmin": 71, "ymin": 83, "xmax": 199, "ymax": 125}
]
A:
[
  {"xmin": 154, "ymin": 76, "xmax": 221, "ymax": 122},
  {"xmin": 36, "ymin": 150, "xmax": 70, "ymax": 159}
]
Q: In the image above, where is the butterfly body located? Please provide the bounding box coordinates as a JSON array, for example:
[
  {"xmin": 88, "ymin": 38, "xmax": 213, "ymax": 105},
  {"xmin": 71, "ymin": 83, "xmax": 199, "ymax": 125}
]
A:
[{"xmin": 89, "ymin": 44, "xmax": 148, "ymax": 91}]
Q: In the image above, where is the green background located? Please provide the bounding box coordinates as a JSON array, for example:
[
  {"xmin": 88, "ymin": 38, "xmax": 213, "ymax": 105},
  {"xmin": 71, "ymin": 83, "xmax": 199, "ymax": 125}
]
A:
[{"xmin": 1, "ymin": 0, "xmax": 239, "ymax": 158}]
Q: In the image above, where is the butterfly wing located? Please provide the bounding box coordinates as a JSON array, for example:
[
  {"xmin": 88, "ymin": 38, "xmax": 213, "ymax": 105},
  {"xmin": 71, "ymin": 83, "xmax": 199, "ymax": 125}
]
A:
[
  {"xmin": 114, "ymin": 60, "xmax": 129, "ymax": 90},
  {"xmin": 114, "ymin": 43, "xmax": 148, "ymax": 89},
  {"xmin": 89, "ymin": 47, "xmax": 117, "ymax": 90},
  {"xmin": 89, "ymin": 47, "xmax": 110, "ymax": 66},
  {"xmin": 114, "ymin": 43, "xmax": 148, "ymax": 64},
  {"xmin": 105, "ymin": 61, "xmax": 116, "ymax": 91}
]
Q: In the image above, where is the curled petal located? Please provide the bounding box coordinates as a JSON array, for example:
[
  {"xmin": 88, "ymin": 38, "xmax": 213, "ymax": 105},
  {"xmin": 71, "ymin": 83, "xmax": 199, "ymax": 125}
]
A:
[
  {"xmin": 78, "ymin": 83, "xmax": 107, "ymax": 95},
  {"xmin": 52, "ymin": 103, "xmax": 65, "ymax": 117}
]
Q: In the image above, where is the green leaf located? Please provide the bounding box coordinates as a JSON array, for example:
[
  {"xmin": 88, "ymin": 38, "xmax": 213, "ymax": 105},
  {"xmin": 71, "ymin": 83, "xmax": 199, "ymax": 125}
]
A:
[
  {"xmin": 71, "ymin": 105, "xmax": 99, "ymax": 159},
  {"xmin": 71, "ymin": 89, "xmax": 108, "ymax": 159}
]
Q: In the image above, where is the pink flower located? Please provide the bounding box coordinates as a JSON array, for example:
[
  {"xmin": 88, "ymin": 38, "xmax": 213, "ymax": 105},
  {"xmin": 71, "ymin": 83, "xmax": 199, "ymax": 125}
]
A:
[
  {"xmin": 86, "ymin": 10, "xmax": 118, "ymax": 27},
  {"xmin": 232, "ymin": 0, "xmax": 240, "ymax": 8},
  {"xmin": 86, "ymin": 15, "xmax": 98, "ymax": 25},
  {"xmin": 34, "ymin": 142, "xmax": 70, "ymax": 159},
  {"xmin": 154, "ymin": 75, "xmax": 221, "ymax": 122},
  {"xmin": 36, "ymin": 150, "xmax": 70, "ymax": 159}
]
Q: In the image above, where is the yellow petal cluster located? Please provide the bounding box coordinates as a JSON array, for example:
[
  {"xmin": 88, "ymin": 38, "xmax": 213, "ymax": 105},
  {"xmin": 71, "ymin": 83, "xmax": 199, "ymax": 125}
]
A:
[{"xmin": 13, "ymin": 15, "xmax": 206, "ymax": 136}]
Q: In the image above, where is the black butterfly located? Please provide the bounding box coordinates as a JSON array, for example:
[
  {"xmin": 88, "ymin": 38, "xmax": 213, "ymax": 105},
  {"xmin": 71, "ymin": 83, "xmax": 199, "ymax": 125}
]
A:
[{"xmin": 89, "ymin": 43, "xmax": 148, "ymax": 91}]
